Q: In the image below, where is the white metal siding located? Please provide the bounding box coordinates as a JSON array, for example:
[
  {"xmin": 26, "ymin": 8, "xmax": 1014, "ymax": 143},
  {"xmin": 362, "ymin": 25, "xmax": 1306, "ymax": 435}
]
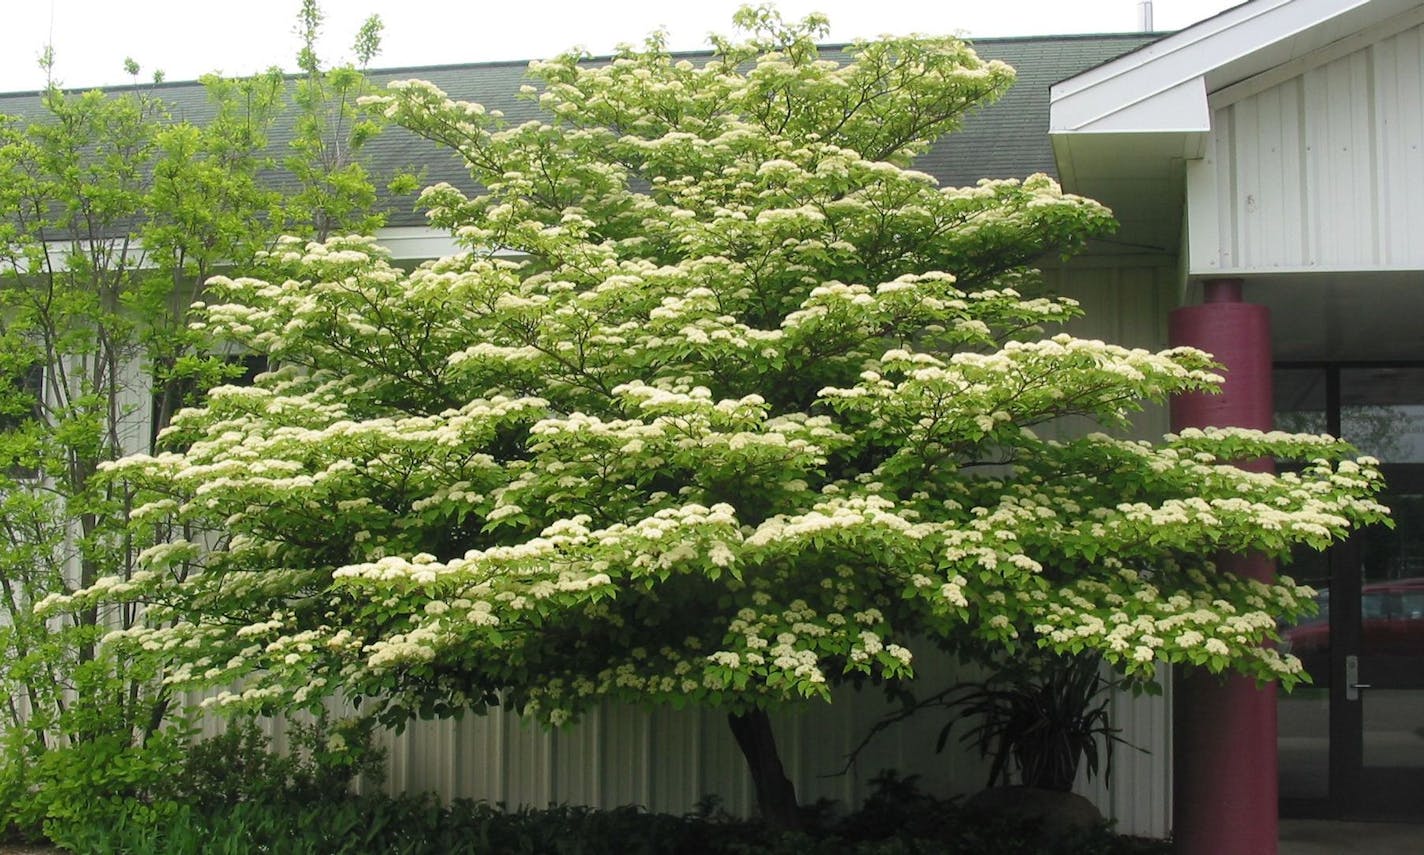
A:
[
  {"xmin": 243, "ymin": 649, "xmax": 1171, "ymax": 837},
  {"xmin": 1194, "ymin": 21, "xmax": 1424, "ymax": 274},
  {"xmin": 1040, "ymin": 259, "xmax": 1176, "ymax": 444},
  {"xmin": 1077, "ymin": 671, "xmax": 1174, "ymax": 837},
  {"xmin": 363, "ymin": 649, "xmax": 993, "ymax": 817},
  {"xmin": 356, "ymin": 655, "xmax": 1173, "ymax": 836}
]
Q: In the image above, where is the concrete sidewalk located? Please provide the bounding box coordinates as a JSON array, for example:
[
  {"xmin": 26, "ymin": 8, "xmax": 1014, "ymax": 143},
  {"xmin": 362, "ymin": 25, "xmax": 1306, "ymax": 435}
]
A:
[{"xmin": 1280, "ymin": 819, "xmax": 1424, "ymax": 854}]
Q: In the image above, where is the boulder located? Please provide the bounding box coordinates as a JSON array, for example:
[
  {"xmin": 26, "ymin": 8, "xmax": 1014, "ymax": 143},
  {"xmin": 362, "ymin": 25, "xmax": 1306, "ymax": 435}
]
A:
[{"xmin": 965, "ymin": 785, "xmax": 1104, "ymax": 839}]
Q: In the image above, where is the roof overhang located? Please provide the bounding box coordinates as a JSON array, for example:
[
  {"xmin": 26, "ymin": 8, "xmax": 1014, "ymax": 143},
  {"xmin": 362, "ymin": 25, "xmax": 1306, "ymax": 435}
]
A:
[{"xmin": 1049, "ymin": 0, "xmax": 1422, "ymax": 254}]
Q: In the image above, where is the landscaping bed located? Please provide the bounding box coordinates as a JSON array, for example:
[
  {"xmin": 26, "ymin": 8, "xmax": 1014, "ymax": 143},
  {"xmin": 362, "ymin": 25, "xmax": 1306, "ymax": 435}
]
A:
[{"xmin": 4, "ymin": 776, "xmax": 1169, "ymax": 855}]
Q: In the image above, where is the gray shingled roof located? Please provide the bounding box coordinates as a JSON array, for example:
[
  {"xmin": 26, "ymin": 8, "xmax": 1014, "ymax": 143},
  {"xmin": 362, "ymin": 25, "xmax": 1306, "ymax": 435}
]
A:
[
  {"xmin": 919, "ymin": 34, "xmax": 1160, "ymax": 187},
  {"xmin": 0, "ymin": 33, "xmax": 1160, "ymax": 230}
]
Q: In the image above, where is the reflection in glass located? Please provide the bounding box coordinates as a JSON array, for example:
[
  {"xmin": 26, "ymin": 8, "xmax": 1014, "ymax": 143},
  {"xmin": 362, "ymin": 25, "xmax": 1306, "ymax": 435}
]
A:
[
  {"xmin": 1275, "ymin": 368, "xmax": 1328, "ymax": 437},
  {"xmin": 1359, "ymin": 494, "xmax": 1424, "ymax": 658},
  {"xmin": 1364, "ymin": 690, "xmax": 1424, "ymax": 769},
  {"xmin": 1279, "ymin": 540, "xmax": 1332, "ymax": 801},
  {"xmin": 1280, "ymin": 541, "xmax": 1331, "ymax": 683},
  {"xmin": 1340, "ymin": 368, "xmax": 1424, "ymax": 464},
  {"xmin": 1273, "ymin": 365, "xmax": 1424, "ymax": 810},
  {"xmin": 1279, "ymin": 689, "xmax": 1331, "ymax": 799}
]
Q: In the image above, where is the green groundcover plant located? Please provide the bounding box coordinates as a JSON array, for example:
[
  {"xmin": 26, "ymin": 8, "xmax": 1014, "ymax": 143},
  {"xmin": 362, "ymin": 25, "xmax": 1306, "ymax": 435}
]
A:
[
  {"xmin": 51, "ymin": 4, "xmax": 1388, "ymax": 827},
  {"xmin": 36, "ymin": 767, "xmax": 1171, "ymax": 855}
]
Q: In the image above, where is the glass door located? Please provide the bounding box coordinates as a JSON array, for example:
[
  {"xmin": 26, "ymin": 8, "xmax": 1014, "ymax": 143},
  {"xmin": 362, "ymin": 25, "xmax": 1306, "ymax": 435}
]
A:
[
  {"xmin": 1351, "ymin": 466, "xmax": 1424, "ymax": 817},
  {"xmin": 1276, "ymin": 365, "xmax": 1424, "ymax": 819}
]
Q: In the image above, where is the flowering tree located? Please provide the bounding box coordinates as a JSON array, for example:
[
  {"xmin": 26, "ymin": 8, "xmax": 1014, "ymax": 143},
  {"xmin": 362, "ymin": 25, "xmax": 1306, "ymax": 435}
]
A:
[
  {"xmin": 0, "ymin": 3, "xmax": 392, "ymax": 833},
  {"xmin": 62, "ymin": 8, "xmax": 1387, "ymax": 828}
]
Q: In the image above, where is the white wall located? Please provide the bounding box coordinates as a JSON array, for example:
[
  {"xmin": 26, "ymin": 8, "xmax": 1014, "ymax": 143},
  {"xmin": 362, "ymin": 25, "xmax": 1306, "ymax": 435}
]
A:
[{"xmin": 1190, "ymin": 17, "xmax": 1424, "ymax": 275}]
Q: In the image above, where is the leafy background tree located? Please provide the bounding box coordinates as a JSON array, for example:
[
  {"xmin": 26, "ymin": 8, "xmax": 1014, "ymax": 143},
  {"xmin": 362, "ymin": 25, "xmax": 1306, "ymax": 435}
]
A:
[
  {"xmin": 58, "ymin": 6, "xmax": 1387, "ymax": 832},
  {"xmin": 0, "ymin": 2, "xmax": 391, "ymax": 838}
]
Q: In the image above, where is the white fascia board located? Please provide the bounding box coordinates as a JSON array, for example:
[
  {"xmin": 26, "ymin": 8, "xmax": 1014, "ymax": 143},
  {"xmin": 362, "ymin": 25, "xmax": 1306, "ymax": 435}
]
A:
[
  {"xmin": 375, "ymin": 226, "xmax": 463, "ymax": 261},
  {"xmin": 374, "ymin": 226, "xmax": 524, "ymax": 262},
  {"xmin": 1050, "ymin": 0, "xmax": 1376, "ymax": 134},
  {"xmin": 0, "ymin": 238, "xmax": 152, "ymax": 275},
  {"xmin": 5, "ymin": 228, "xmax": 469, "ymax": 273}
]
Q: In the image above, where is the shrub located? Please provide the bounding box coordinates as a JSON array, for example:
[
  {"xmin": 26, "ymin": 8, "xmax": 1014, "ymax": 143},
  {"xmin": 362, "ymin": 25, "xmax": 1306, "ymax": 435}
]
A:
[
  {"xmin": 4, "ymin": 711, "xmax": 383, "ymax": 853},
  {"xmin": 175, "ymin": 714, "xmax": 385, "ymax": 810},
  {"xmin": 35, "ymin": 768, "xmax": 1169, "ymax": 855}
]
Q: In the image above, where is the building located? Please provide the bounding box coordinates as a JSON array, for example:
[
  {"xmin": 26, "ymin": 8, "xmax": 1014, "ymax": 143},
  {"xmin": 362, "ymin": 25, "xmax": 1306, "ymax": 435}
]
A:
[
  {"xmin": 2, "ymin": 1, "xmax": 1421, "ymax": 852},
  {"xmin": 1052, "ymin": 1, "xmax": 1424, "ymax": 850}
]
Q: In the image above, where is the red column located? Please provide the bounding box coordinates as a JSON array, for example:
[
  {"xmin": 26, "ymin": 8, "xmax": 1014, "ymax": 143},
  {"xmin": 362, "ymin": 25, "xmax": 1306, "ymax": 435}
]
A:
[{"xmin": 1168, "ymin": 278, "xmax": 1277, "ymax": 855}]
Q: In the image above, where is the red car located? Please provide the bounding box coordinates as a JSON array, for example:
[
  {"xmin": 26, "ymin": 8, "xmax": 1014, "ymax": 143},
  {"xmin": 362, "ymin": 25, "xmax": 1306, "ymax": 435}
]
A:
[{"xmin": 1283, "ymin": 577, "xmax": 1424, "ymax": 658}]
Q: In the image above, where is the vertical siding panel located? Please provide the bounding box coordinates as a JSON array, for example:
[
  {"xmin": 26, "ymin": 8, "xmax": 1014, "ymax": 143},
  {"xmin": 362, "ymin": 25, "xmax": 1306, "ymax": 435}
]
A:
[
  {"xmin": 400, "ymin": 723, "xmax": 423, "ymax": 794},
  {"xmin": 567, "ymin": 706, "xmax": 602, "ymax": 807},
  {"xmin": 700, "ymin": 709, "xmax": 753, "ymax": 816},
  {"xmin": 647, "ymin": 706, "xmax": 701, "ymax": 812},
  {"xmin": 1340, "ymin": 53, "xmax": 1368, "ymax": 265},
  {"xmin": 1215, "ymin": 106, "xmax": 1238, "ymax": 268},
  {"xmin": 1303, "ymin": 63, "xmax": 1330, "ymax": 267},
  {"xmin": 455, "ymin": 716, "xmax": 476, "ymax": 799},
  {"xmin": 499, "ymin": 710, "xmax": 551, "ymax": 807},
  {"xmin": 638, "ymin": 706, "xmax": 653, "ymax": 809},
  {"xmin": 1256, "ymin": 83, "xmax": 1287, "ymax": 268},
  {"xmin": 1186, "ymin": 133, "xmax": 1224, "ymax": 273},
  {"xmin": 843, "ymin": 682, "xmax": 901, "ymax": 800},
  {"xmin": 1112, "ymin": 267, "xmax": 1156, "ymax": 348},
  {"xmin": 1116, "ymin": 266, "xmax": 1170, "ymax": 441},
  {"xmin": 385, "ymin": 724, "xmax": 409, "ymax": 795},
  {"xmin": 1349, "ymin": 49, "xmax": 1372, "ymax": 267},
  {"xmin": 595, "ymin": 700, "xmax": 647, "ymax": 807},
  {"xmin": 1279, "ymin": 77, "xmax": 1306, "ymax": 266},
  {"xmin": 411, "ymin": 717, "xmax": 436, "ymax": 799},
  {"xmin": 115, "ymin": 356, "xmax": 152, "ymax": 456},
  {"xmin": 1374, "ymin": 37, "xmax": 1400, "ymax": 266},
  {"xmin": 446, "ymin": 714, "xmax": 468, "ymax": 799},
  {"xmin": 782, "ymin": 708, "xmax": 806, "ymax": 806},
  {"xmin": 786, "ymin": 688, "xmax": 854, "ymax": 808},
  {"xmin": 1391, "ymin": 27, "xmax": 1424, "ymax": 261},
  {"xmin": 480, "ymin": 708, "xmax": 507, "ymax": 804},
  {"xmin": 830, "ymin": 687, "xmax": 861, "ymax": 808},
  {"xmin": 1324, "ymin": 58, "xmax": 1353, "ymax": 263},
  {"xmin": 1075, "ymin": 676, "xmax": 1172, "ymax": 839},
  {"xmin": 414, "ymin": 720, "xmax": 437, "ymax": 794},
  {"xmin": 1408, "ymin": 27, "xmax": 1424, "ymax": 252},
  {"xmin": 1234, "ymin": 96, "xmax": 1262, "ymax": 268}
]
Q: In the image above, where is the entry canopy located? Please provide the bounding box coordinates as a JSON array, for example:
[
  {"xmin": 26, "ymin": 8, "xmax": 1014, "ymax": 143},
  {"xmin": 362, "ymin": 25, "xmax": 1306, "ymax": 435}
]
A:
[{"xmin": 1049, "ymin": 0, "xmax": 1423, "ymax": 254}]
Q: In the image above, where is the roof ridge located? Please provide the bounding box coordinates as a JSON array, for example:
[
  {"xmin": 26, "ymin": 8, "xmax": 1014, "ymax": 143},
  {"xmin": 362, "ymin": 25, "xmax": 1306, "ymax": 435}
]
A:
[{"xmin": 0, "ymin": 32, "xmax": 1170, "ymax": 99}]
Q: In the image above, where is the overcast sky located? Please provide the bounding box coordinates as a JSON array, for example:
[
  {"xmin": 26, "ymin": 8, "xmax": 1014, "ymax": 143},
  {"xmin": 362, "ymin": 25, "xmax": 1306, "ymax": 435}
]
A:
[{"xmin": 1, "ymin": 0, "xmax": 1243, "ymax": 94}]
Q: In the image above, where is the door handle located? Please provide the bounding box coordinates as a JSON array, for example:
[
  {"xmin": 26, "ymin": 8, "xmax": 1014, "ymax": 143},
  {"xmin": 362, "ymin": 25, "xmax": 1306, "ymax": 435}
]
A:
[{"xmin": 1345, "ymin": 654, "xmax": 1369, "ymax": 701}]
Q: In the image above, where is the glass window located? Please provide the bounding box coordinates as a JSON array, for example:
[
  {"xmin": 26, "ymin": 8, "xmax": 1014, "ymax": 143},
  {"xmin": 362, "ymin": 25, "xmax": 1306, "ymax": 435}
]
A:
[
  {"xmin": 1340, "ymin": 367, "xmax": 1424, "ymax": 464},
  {"xmin": 1275, "ymin": 368, "xmax": 1328, "ymax": 436}
]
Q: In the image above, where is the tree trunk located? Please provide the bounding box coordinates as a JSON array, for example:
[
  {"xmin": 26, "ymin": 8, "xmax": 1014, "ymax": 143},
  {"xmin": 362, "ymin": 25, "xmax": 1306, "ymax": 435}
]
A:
[{"xmin": 727, "ymin": 709, "xmax": 801, "ymax": 830}]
